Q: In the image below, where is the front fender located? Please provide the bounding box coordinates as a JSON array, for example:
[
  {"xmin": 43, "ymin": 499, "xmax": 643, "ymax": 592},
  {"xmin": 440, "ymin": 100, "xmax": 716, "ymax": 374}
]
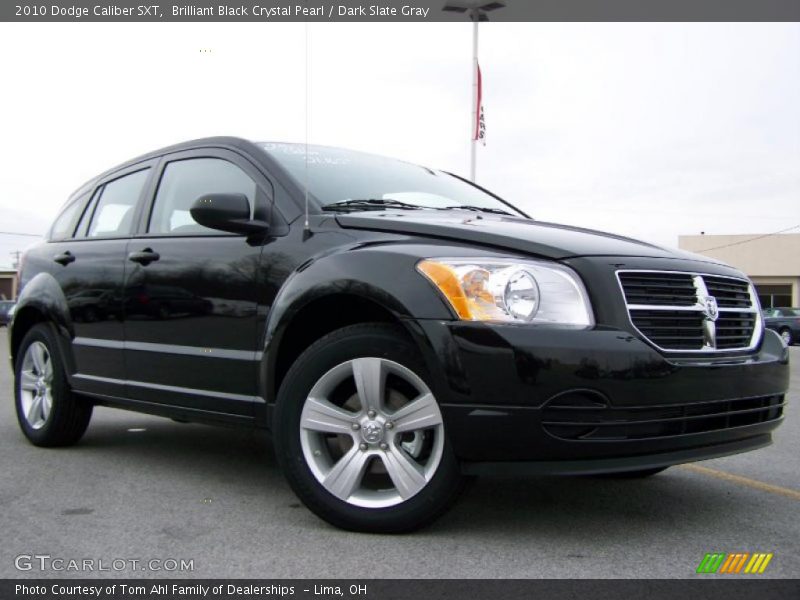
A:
[
  {"xmin": 260, "ymin": 244, "xmax": 457, "ymax": 404},
  {"xmin": 266, "ymin": 244, "xmax": 457, "ymax": 333}
]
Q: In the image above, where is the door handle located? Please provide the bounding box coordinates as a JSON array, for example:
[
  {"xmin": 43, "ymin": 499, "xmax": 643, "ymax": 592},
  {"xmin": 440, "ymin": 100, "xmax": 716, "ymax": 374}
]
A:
[
  {"xmin": 54, "ymin": 251, "xmax": 75, "ymax": 266},
  {"xmin": 128, "ymin": 248, "xmax": 160, "ymax": 265}
]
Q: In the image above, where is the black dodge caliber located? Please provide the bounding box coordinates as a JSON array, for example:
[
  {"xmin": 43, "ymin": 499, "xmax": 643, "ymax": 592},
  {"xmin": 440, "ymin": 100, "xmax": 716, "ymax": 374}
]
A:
[{"xmin": 10, "ymin": 137, "xmax": 789, "ymax": 532}]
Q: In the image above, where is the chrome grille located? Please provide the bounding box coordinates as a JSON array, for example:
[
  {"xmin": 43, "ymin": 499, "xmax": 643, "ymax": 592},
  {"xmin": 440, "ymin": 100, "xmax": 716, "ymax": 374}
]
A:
[
  {"xmin": 715, "ymin": 312, "xmax": 758, "ymax": 349},
  {"xmin": 618, "ymin": 272, "xmax": 697, "ymax": 306},
  {"xmin": 617, "ymin": 270, "xmax": 762, "ymax": 353},
  {"xmin": 703, "ymin": 275, "xmax": 752, "ymax": 308},
  {"xmin": 628, "ymin": 309, "xmax": 705, "ymax": 350}
]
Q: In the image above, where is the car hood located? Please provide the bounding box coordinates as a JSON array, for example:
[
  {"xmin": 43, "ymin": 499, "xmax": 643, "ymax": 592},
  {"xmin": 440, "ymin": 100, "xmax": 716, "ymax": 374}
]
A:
[{"xmin": 335, "ymin": 211, "xmax": 718, "ymax": 261}]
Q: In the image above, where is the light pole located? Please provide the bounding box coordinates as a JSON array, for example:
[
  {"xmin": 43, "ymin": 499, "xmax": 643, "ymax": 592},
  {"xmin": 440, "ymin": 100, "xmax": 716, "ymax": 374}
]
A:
[{"xmin": 443, "ymin": 1, "xmax": 506, "ymax": 181}]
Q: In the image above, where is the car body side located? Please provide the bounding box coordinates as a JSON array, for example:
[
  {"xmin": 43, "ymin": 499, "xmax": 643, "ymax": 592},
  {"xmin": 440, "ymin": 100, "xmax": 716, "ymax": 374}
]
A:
[{"xmin": 9, "ymin": 137, "xmax": 789, "ymax": 474}]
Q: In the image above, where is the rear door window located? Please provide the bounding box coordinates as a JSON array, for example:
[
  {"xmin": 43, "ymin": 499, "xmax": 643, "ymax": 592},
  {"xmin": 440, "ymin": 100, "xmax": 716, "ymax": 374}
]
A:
[{"xmin": 87, "ymin": 169, "xmax": 150, "ymax": 238}]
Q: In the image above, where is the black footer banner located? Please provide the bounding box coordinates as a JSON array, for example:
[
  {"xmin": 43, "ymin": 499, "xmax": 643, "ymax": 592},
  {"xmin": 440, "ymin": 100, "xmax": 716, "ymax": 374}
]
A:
[{"xmin": 3, "ymin": 579, "xmax": 800, "ymax": 600}]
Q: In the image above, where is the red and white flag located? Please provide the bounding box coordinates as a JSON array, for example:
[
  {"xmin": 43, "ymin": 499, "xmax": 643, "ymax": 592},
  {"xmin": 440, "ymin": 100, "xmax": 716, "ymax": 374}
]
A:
[{"xmin": 474, "ymin": 62, "xmax": 486, "ymax": 146}]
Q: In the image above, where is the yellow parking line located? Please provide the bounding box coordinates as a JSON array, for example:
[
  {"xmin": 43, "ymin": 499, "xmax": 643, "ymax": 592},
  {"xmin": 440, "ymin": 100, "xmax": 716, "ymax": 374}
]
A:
[{"xmin": 680, "ymin": 463, "xmax": 800, "ymax": 501}]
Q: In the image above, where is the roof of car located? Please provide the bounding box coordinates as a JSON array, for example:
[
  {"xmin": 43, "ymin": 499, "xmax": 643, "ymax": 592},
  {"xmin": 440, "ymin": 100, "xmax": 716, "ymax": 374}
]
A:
[{"xmin": 69, "ymin": 136, "xmax": 263, "ymax": 201}]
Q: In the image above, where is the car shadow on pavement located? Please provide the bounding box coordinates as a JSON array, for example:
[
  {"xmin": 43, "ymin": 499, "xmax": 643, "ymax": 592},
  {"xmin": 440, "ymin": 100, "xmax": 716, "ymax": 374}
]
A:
[
  {"xmin": 440, "ymin": 474, "xmax": 720, "ymax": 535},
  {"xmin": 69, "ymin": 409, "xmax": 751, "ymax": 541}
]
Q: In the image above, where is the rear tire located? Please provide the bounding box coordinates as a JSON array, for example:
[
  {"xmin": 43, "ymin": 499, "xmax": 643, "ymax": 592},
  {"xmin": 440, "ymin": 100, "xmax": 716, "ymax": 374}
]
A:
[
  {"xmin": 274, "ymin": 323, "xmax": 465, "ymax": 533},
  {"xmin": 14, "ymin": 323, "xmax": 93, "ymax": 447}
]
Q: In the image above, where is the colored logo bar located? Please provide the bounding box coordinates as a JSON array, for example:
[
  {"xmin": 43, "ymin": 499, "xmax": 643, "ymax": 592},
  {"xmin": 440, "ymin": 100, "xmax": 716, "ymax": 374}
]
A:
[{"xmin": 696, "ymin": 553, "xmax": 773, "ymax": 574}]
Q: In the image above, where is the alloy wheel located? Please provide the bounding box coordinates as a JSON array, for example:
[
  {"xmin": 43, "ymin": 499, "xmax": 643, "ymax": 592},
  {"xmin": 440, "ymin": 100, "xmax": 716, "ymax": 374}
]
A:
[
  {"xmin": 19, "ymin": 341, "xmax": 54, "ymax": 430},
  {"xmin": 299, "ymin": 357, "xmax": 445, "ymax": 508}
]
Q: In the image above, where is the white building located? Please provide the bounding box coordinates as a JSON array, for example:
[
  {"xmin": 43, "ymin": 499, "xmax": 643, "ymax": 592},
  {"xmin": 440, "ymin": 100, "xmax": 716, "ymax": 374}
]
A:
[{"xmin": 678, "ymin": 233, "xmax": 799, "ymax": 308}]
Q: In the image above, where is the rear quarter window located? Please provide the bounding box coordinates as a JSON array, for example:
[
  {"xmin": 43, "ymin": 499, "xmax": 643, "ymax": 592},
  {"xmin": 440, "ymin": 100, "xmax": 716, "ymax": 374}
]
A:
[{"xmin": 49, "ymin": 195, "xmax": 89, "ymax": 241}]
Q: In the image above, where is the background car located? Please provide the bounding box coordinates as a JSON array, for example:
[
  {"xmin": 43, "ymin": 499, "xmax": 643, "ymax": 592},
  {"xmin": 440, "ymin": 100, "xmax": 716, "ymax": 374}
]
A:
[
  {"xmin": 125, "ymin": 284, "xmax": 214, "ymax": 320},
  {"xmin": 66, "ymin": 288, "xmax": 121, "ymax": 323},
  {"xmin": 0, "ymin": 300, "xmax": 15, "ymax": 326},
  {"xmin": 763, "ymin": 307, "xmax": 800, "ymax": 345}
]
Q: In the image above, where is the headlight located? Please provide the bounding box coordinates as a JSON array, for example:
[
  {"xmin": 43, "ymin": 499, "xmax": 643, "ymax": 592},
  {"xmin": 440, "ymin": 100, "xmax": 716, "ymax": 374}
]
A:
[{"xmin": 417, "ymin": 258, "xmax": 593, "ymax": 326}]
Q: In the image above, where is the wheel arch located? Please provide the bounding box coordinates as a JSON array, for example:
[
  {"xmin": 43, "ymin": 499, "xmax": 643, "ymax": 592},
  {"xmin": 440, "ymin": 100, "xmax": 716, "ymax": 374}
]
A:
[
  {"xmin": 264, "ymin": 292, "xmax": 439, "ymax": 410},
  {"xmin": 10, "ymin": 272, "xmax": 76, "ymax": 377},
  {"xmin": 259, "ymin": 249, "xmax": 454, "ymax": 418}
]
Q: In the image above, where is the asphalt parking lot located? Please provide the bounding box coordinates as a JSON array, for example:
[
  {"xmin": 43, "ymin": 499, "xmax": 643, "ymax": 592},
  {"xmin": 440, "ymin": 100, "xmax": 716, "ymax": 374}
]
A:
[{"xmin": 0, "ymin": 327, "xmax": 797, "ymax": 579}]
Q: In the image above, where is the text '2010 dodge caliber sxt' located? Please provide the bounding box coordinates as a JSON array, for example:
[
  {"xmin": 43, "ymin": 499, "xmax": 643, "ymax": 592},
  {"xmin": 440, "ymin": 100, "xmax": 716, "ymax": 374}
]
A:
[{"xmin": 9, "ymin": 138, "xmax": 789, "ymax": 532}]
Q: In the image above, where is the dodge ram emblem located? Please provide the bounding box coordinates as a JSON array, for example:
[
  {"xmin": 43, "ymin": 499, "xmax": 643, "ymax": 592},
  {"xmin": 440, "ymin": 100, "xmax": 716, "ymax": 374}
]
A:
[
  {"xmin": 361, "ymin": 421, "xmax": 384, "ymax": 444},
  {"xmin": 703, "ymin": 296, "xmax": 719, "ymax": 321}
]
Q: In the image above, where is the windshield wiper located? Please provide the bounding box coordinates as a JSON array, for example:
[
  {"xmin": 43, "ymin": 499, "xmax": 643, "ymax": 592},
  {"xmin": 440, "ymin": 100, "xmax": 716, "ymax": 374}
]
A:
[
  {"xmin": 322, "ymin": 198, "xmax": 514, "ymax": 216},
  {"xmin": 440, "ymin": 205, "xmax": 513, "ymax": 216},
  {"xmin": 322, "ymin": 198, "xmax": 423, "ymax": 212}
]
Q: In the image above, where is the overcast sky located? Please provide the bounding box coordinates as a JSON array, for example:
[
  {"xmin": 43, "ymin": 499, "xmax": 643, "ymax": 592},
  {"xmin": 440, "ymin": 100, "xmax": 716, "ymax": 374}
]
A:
[{"xmin": 0, "ymin": 22, "xmax": 798, "ymax": 268}]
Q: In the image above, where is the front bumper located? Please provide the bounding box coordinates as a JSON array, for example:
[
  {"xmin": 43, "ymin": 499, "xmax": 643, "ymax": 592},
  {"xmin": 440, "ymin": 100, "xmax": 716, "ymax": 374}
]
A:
[
  {"xmin": 462, "ymin": 433, "xmax": 773, "ymax": 476},
  {"xmin": 412, "ymin": 320, "xmax": 789, "ymax": 470}
]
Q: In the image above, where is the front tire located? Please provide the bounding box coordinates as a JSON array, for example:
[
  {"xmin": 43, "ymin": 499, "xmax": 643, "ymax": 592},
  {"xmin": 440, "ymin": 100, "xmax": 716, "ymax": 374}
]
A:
[
  {"xmin": 14, "ymin": 323, "xmax": 93, "ymax": 447},
  {"xmin": 274, "ymin": 324, "xmax": 465, "ymax": 533},
  {"xmin": 779, "ymin": 328, "xmax": 793, "ymax": 346}
]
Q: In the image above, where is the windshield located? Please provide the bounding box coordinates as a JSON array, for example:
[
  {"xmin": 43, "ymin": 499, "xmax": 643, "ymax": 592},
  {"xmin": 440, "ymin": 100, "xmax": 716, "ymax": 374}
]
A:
[{"xmin": 259, "ymin": 143, "xmax": 524, "ymax": 215}]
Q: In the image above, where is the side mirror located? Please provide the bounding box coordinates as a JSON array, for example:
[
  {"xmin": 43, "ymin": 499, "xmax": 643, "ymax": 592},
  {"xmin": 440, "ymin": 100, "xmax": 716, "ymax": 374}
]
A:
[{"xmin": 190, "ymin": 193, "xmax": 268, "ymax": 235}]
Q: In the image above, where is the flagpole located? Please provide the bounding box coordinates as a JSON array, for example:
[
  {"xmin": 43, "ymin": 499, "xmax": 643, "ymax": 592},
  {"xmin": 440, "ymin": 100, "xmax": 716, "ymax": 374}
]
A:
[
  {"xmin": 443, "ymin": 2, "xmax": 505, "ymax": 181},
  {"xmin": 470, "ymin": 15, "xmax": 478, "ymax": 182}
]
